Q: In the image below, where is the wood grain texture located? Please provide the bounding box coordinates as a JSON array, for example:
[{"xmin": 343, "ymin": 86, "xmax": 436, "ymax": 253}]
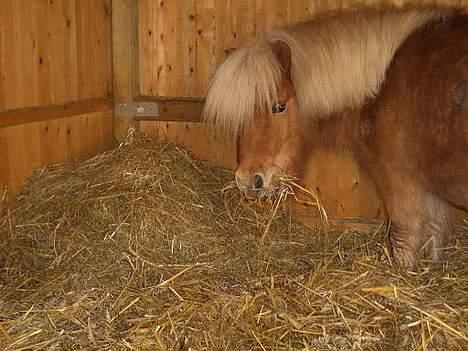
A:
[
  {"xmin": 0, "ymin": 0, "xmax": 112, "ymax": 111},
  {"xmin": 0, "ymin": 98, "xmax": 112, "ymax": 128},
  {"xmin": 139, "ymin": 121, "xmax": 237, "ymax": 170},
  {"xmin": 0, "ymin": 111, "xmax": 113, "ymax": 198},
  {"xmin": 139, "ymin": 0, "xmax": 467, "ymax": 98},
  {"xmin": 0, "ymin": 0, "xmax": 113, "ymax": 204}
]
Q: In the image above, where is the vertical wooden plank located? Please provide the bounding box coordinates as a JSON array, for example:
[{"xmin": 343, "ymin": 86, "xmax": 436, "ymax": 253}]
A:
[
  {"xmin": 306, "ymin": 0, "xmax": 338, "ymax": 16},
  {"xmin": 139, "ymin": 0, "xmax": 157, "ymax": 96},
  {"xmin": 289, "ymin": 0, "xmax": 313, "ymax": 23},
  {"xmin": 75, "ymin": 0, "xmax": 112, "ymax": 100},
  {"xmin": 214, "ymin": 0, "xmax": 231, "ymax": 64},
  {"xmin": 66, "ymin": 113, "xmax": 81, "ymax": 161},
  {"xmin": 66, "ymin": 113, "xmax": 92, "ymax": 162},
  {"xmin": 256, "ymin": 0, "xmax": 290, "ymax": 34},
  {"xmin": 35, "ymin": 0, "xmax": 55, "ymax": 106},
  {"xmin": 62, "ymin": 0, "xmax": 79, "ymax": 101},
  {"xmin": 76, "ymin": 0, "xmax": 91, "ymax": 99},
  {"xmin": 229, "ymin": 0, "xmax": 256, "ymax": 48},
  {"xmin": 18, "ymin": 0, "xmax": 37, "ymax": 108},
  {"xmin": 41, "ymin": 119, "xmax": 69, "ymax": 165},
  {"xmin": 195, "ymin": 0, "xmax": 216, "ymax": 96},
  {"xmin": 81, "ymin": 113, "xmax": 94, "ymax": 158},
  {"xmin": 140, "ymin": 121, "xmax": 237, "ymax": 170},
  {"xmin": 39, "ymin": 121, "xmax": 54, "ymax": 166},
  {"xmin": 101, "ymin": 110, "xmax": 115, "ymax": 148},
  {"xmin": 215, "ymin": 0, "xmax": 255, "ymax": 66},
  {"xmin": 88, "ymin": 110, "xmax": 110, "ymax": 156},
  {"xmin": 21, "ymin": 123, "xmax": 41, "ymax": 187},
  {"xmin": 173, "ymin": 0, "xmax": 185, "ymax": 96},
  {"xmin": 0, "ymin": 129, "xmax": 9, "ymax": 207},
  {"xmin": 183, "ymin": 0, "xmax": 197, "ymax": 97},
  {"xmin": 301, "ymin": 151, "xmax": 385, "ymax": 220},
  {"xmin": 112, "ymin": 0, "xmax": 139, "ymax": 141},
  {"xmin": 46, "ymin": 0, "xmax": 66, "ymax": 104},
  {"xmin": 89, "ymin": 0, "xmax": 112, "ymax": 98},
  {"xmin": 158, "ymin": 0, "xmax": 183, "ymax": 96},
  {"xmin": 4, "ymin": 126, "xmax": 28, "ymax": 195},
  {"xmin": 255, "ymin": 0, "xmax": 267, "ymax": 34},
  {"xmin": 2, "ymin": 0, "xmax": 22, "ymax": 109},
  {"xmin": 155, "ymin": 0, "xmax": 167, "ymax": 95}
]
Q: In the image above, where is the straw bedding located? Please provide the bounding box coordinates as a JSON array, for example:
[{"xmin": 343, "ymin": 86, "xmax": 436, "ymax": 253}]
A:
[{"xmin": 0, "ymin": 134, "xmax": 466, "ymax": 351}]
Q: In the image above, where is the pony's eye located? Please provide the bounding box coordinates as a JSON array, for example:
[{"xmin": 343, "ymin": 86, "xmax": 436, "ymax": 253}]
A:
[{"xmin": 272, "ymin": 103, "xmax": 287, "ymax": 114}]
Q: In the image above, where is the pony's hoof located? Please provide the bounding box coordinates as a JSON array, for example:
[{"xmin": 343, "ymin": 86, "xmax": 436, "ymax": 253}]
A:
[
  {"xmin": 423, "ymin": 236, "xmax": 447, "ymax": 263},
  {"xmin": 393, "ymin": 250, "xmax": 419, "ymax": 272},
  {"xmin": 427, "ymin": 247, "xmax": 446, "ymax": 263}
]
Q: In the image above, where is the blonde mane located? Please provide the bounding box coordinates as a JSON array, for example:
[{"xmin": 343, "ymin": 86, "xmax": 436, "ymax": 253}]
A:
[{"xmin": 203, "ymin": 7, "xmax": 451, "ymax": 135}]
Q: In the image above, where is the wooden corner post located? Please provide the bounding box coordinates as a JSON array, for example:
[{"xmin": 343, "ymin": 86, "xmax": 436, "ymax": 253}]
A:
[{"xmin": 112, "ymin": 0, "xmax": 139, "ymax": 141}]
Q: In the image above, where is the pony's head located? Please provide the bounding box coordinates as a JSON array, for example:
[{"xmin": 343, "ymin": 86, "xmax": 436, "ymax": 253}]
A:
[{"xmin": 204, "ymin": 40, "xmax": 309, "ymax": 199}]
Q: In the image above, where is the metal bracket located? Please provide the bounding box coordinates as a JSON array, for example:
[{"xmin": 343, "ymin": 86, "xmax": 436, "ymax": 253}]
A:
[{"xmin": 114, "ymin": 102, "xmax": 159, "ymax": 118}]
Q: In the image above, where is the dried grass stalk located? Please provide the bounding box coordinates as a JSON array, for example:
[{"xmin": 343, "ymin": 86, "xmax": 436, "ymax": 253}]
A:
[{"xmin": 0, "ymin": 134, "xmax": 466, "ymax": 350}]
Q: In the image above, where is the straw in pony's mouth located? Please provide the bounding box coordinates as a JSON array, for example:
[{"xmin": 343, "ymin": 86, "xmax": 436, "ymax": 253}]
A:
[{"xmin": 225, "ymin": 174, "xmax": 328, "ymax": 224}]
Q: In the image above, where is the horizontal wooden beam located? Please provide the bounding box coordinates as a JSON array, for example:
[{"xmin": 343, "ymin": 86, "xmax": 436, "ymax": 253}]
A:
[
  {"xmin": 0, "ymin": 97, "xmax": 113, "ymax": 128},
  {"xmin": 135, "ymin": 96, "xmax": 204, "ymax": 122}
]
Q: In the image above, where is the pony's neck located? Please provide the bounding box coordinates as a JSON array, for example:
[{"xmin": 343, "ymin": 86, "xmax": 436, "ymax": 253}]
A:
[{"xmin": 308, "ymin": 109, "xmax": 362, "ymax": 152}]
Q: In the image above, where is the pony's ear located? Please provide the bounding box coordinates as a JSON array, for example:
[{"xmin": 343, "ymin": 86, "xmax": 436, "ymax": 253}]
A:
[{"xmin": 271, "ymin": 40, "xmax": 291, "ymax": 79}]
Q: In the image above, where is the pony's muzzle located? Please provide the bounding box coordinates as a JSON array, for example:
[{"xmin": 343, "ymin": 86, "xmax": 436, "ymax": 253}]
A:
[
  {"xmin": 234, "ymin": 169, "xmax": 282, "ymax": 199},
  {"xmin": 234, "ymin": 172, "xmax": 268, "ymax": 199}
]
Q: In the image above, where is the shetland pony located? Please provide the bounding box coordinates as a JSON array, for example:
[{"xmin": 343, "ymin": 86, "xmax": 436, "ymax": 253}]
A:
[{"xmin": 203, "ymin": 7, "xmax": 468, "ymax": 271}]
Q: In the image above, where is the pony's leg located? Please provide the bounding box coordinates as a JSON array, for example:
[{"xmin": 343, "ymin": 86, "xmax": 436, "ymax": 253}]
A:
[
  {"xmin": 384, "ymin": 186, "xmax": 424, "ymax": 271},
  {"xmin": 388, "ymin": 219, "xmax": 423, "ymax": 271},
  {"xmin": 419, "ymin": 193, "xmax": 452, "ymax": 263},
  {"xmin": 380, "ymin": 180, "xmax": 452, "ymax": 270}
]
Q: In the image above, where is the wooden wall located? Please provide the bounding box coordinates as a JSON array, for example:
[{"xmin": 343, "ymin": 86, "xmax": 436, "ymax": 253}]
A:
[
  {"xmin": 138, "ymin": 0, "xmax": 468, "ymax": 224},
  {"xmin": 0, "ymin": 0, "xmax": 113, "ymax": 201}
]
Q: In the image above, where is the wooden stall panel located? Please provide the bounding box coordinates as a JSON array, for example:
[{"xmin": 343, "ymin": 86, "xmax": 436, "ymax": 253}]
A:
[
  {"xmin": 0, "ymin": 111, "xmax": 113, "ymax": 197},
  {"xmin": 140, "ymin": 0, "xmax": 258, "ymax": 97},
  {"xmin": 76, "ymin": 0, "xmax": 113, "ymax": 100},
  {"xmin": 140, "ymin": 120, "xmax": 237, "ymax": 170},
  {"xmin": 294, "ymin": 150, "xmax": 386, "ymax": 227},
  {"xmin": 139, "ymin": 0, "xmax": 467, "ymax": 98},
  {"xmin": 0, "ymin": 0, "xmax": 112, "ymax": 111},
  {"xmin": 0, "ymin": 0, "xmax": 114, "ymax": 206}
]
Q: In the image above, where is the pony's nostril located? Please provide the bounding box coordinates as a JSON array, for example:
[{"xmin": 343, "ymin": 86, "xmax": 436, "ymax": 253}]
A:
[{"xmin": 253, "ymin": 174, "xmax": 263, "ymax": 189}]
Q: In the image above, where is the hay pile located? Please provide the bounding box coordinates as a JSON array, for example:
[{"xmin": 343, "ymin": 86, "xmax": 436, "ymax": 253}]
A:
[{"xmin": 0, "ymin": 134, "xmax": 467, "ymax": 351}]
